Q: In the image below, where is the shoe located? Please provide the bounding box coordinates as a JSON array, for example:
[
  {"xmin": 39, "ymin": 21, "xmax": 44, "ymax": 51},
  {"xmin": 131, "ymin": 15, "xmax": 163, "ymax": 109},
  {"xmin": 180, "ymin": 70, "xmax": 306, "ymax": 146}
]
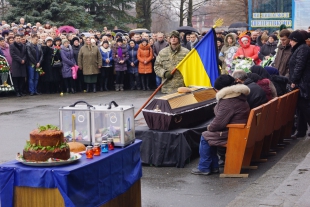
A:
[
  {"xmin": 218, "ymin": 159, "xmax": 225, "ymax": 167},
  {"xmin": 212, "ymin": 168, "xmax": 220, "ymax": 174},
  {"xmin": 34, "ymin": 92, "xmax": 41, "ymax": 95},
  {"xmin": 119, "ymin": 84, "xmax": 124, "ymax": 91},
  {"xmin": 30, "ymin": 93, "xmax": 34, "ymax": 96},
  {"xmin": 16, "ymin": 93, "xmax": 21, "ymax": 97},
  {"xmin": 291, "ymin": 132, "xmax": 306, "ymax": 139},
  {"xmin": 191, "ymin": 168, "xmax": 211, "ymax": 176}
]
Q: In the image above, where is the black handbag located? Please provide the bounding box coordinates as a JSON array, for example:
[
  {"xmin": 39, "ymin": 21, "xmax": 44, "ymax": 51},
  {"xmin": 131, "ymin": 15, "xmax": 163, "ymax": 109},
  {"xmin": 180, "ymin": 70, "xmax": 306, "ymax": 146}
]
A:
[{"xmin": 52, "ymin": 60, "xmax": 63, "ymax": 68}]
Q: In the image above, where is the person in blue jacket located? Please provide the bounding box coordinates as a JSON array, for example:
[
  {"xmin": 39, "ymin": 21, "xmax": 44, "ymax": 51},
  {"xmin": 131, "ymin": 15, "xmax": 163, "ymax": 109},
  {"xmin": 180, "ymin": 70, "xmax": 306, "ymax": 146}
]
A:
[
  {"xmin": 127, "ymin": 40, "xmax": 140, "ymax": 90},
  {"xmin": 99, "ymin": 40, "xmax": 113, "ymax": 91}
]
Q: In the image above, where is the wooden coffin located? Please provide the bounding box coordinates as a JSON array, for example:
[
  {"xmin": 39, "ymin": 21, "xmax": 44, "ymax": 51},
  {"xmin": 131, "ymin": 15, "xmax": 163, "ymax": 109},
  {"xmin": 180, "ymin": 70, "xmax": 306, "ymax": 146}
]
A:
[{"xmin": 142, "ymin": 87, "xmax": 217, "ymax": 130}]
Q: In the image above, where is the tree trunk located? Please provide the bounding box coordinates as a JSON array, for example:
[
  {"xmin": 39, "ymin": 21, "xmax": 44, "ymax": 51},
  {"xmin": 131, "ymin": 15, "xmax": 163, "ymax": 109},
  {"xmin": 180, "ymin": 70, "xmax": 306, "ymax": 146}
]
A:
[
  {"xmin": 187, "ymin": 0, "xmax": 192, "ymax": 26},
  {"xmin": 179, "ymin": 0, "xmax": 185, "ymax": 26},
  {"xmin": 136, "ymin": 0, "xmax": 152, "ymax": 30}
]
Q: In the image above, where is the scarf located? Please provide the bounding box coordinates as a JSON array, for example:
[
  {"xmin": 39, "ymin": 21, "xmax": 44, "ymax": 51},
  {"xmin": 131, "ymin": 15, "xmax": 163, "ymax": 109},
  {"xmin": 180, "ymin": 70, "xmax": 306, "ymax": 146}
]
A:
[
  {"xmin": 100, "ymin": 46, "xmax": 110, "ymax": 53},
  {"xmin": 118, "ymin": 47, "xmax": 123, "ymax": 60}
]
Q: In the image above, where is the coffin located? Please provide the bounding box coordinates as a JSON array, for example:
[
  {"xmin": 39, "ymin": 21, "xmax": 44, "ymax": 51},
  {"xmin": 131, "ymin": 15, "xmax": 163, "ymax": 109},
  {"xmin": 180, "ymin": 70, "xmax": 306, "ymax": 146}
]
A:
[{"xmin": 142, "ymin": 87, "xmax": 217, "ymax": 130}]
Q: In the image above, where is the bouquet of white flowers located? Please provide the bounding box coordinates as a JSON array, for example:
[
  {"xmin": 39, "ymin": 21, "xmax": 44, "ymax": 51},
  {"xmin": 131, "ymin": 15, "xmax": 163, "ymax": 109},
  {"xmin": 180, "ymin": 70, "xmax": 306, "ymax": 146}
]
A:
[{"xmin": 231, "ymin": 57, "xmax": 254, "ymax": 74}]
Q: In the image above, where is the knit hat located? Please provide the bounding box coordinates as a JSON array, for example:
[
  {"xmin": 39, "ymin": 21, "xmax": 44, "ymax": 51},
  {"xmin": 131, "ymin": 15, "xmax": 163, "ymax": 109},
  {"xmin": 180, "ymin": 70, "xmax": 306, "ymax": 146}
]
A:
[
  {"xmin": 169, "ymin": 30, "xmax": 180, "ymax": 40},
  {"xmin": 279, "ymin": 24, "xmax": 287, "ymax": 31},
  {"xmin": 141, "ymin": 38, "xmax": 148, "ymax": 44},
  {"xmin": 214, "ymin": 75, "xmax": 235, "ymax": 90},
  {"xmin": 269, "ymin": 34, "xmax": 277, "ymax": 41},
  {"xmin": 102, "ymin": 40, "xmax": 109, "ymax": 45},
  {"xmin": 116, "ymin": 38, "xmax": 123, "ymax": 43},
  {"xmin": 217, "ymin": 37, "xmax": 223, "ymax": 43},
  {"xmin": 264, "ymin": 66, "xmax": 279, "ymax": 75},
  {"xmin": 45, "ymin": 37, "xmax": 53, "ymax": 42},
  {"xmin": 288, "ymin": 31, "xmax": 305, "ymax": 43},
  {"xmin": 71, "ymin": 37, "xmax": 80, "ymax": 43},
  {"xmin": 241, "ymin": 36, "xmax": 248, "ymax": 42},
  {"xmin": 62, "ymin": 39, "xmax": 69, "ymax": 45},
  {"xmin": 54, "ymin": 37, "xmax": 61, "ymax": 43}
]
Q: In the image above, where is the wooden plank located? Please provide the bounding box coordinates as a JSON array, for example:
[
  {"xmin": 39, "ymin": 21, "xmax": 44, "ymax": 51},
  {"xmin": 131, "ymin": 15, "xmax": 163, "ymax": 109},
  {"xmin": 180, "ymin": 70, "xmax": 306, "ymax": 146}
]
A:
[
  {"xmin": 242, "ymin": 166, "xmax": 258, "ymax": 170},
  {"xmin": 220, "ymin": 174, "xmax": 249, "ymax": 178},
  {"xmin": 14, "ymin": 180, "xmax": 141, "ymax": 207}
]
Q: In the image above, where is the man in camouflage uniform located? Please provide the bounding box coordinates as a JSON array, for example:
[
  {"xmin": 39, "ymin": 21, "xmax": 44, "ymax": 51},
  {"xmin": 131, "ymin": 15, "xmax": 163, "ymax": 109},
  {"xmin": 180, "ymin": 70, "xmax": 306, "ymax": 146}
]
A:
[{"xmin": 154, "ymin": 31, "xmax": 189, "ymax": 94}]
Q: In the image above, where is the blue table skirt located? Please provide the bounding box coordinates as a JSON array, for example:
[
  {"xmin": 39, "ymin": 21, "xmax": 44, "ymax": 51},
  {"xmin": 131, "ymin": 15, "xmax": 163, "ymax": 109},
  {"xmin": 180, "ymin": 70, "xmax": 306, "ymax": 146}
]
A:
[{"xmin": 0, "ymin": 140, "xmax": 142, "ymax": 207}]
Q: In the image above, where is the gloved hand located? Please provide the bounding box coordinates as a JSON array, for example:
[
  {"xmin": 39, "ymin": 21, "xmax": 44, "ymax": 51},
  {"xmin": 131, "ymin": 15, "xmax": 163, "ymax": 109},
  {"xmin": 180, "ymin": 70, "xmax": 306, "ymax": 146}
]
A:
[{"xmin": 164, "ymin": 71, "xmax": 173, "ymax": 80}]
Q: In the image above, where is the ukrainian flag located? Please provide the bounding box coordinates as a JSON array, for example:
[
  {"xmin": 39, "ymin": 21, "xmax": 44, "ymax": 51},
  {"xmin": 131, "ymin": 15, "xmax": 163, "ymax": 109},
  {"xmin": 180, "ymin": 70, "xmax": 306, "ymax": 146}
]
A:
[{"xmin": 177, "ymin": 28, "xmax": 219, "ymax": 87}]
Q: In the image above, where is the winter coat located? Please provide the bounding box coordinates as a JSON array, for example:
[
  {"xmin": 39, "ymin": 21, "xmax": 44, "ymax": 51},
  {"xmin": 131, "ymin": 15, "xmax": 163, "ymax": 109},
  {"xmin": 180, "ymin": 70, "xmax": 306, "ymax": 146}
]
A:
[
  {"xmin": 202, "ymin": 84, "xmax": 250, "ymax": 146},
  {"xmin": 26, "ymin": 42, "xmax": 43, "ymax": 66},
  {"xmin": 41, "ymin": 45, "xmax": 55, "ymax": 82},
  {"xmin": 289, "ymin": 43, "xmax": 310, "ymax": 99},
  {"xmin": 219, "ymin": 33, "xmax": 238, "ymax": 73},
  {"xmin": 99, "ymin": 46, "xmax": 113, "ymax": 67},
  {"xmin": 112, "ymin": 44, "xmax": 129, "ymax": 72},
  {"xmin": 234, "ymin": 35, "xmax": 260, "ymax": 64},
  {"xmin": 273, "ymin": 44, "xmax": 291, "ymax": 77},
  {"xmin": 258, "ymin": 41, "xmax": 277, "ymax": 60},
  {"xmin": 72, "ymin": 44, "xmax": 81, "ymax": 64},
  {"xmin": 270, "ymin": 75, "xmax": 289, "ymax": 96},
  {"xmin": 153, "ymin": 40, "xmax": 169, "ymax": 57},
  {"xmin": 154, "ymin": 44, "xmax": 189, "ymax": 94},
  {"xmin": 137, "ymin": 44, "xmax": 153, "ymax": 74},
  {"xmin": 243, "ymin": 78, "xmax": 268, "ymax": 109},
  {"xmin": 78, "ymin": 45, "xmax": 102, "ymax": 75},
  {"xmin": 9, "ymin": 42, "xmax": 27, "ymax": 77},
  {"xmin": 0, "ymin": 43, "xmax": 12, "ymax": 67},
  {"xmin": 60, "ymin": 45, "xmax": 76, "ymax": 78},
  {"xmin": 127, "ymin": 44, "xmax": 139, "ymax": 74}
]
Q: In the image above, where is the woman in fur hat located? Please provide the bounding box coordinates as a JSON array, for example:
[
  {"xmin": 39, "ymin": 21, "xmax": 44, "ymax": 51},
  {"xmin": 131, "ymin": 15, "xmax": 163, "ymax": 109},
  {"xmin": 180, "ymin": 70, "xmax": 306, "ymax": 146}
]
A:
[{"xmin": 137, "ymin": 38, "xmax": 153, "ymax": 90}]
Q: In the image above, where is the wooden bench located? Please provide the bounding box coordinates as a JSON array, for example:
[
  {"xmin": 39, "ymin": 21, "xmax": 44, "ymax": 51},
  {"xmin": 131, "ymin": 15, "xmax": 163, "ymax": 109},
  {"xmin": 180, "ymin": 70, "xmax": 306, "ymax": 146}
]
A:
[
  {"xmin": 281, "ymin": 89, "xmax": 299, "ymax": 141},
  {"xmin": 261, "ymin": 98, "xmax": 279, "ymax": 156},
  {"xmin": 220, "ymin": 105, "xmax": 264, "ymax": 178},
  {"xmin": 220, "ymin": 89, "xmax": 300, "ymax": 178}
]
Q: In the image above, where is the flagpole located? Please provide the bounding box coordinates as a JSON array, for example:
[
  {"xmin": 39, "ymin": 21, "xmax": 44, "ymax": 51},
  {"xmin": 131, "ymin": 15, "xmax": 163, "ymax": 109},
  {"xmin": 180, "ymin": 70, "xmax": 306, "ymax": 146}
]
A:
[{"xmin": 134, "ymin": 68, "xmax": 177, "ymax": 119}]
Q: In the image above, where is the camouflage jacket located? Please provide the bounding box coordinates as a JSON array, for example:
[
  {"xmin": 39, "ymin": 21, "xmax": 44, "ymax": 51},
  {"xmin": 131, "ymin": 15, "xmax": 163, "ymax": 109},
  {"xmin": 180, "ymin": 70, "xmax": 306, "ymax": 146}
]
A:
[{"xmin": 154, "ymin": 44, "xmax": 189, "ymax": 94}]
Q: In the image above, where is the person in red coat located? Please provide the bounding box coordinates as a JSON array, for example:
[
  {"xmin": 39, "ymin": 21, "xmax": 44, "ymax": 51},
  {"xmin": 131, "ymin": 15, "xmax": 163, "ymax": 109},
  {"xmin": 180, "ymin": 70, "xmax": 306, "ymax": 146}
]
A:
[
  {"xmin": 137, "ymin": 38, "xmax": 153, "ymax": 90},
  {"xmin": 234, "ymin": 35, "xmax": 260, "ymax": 65}
]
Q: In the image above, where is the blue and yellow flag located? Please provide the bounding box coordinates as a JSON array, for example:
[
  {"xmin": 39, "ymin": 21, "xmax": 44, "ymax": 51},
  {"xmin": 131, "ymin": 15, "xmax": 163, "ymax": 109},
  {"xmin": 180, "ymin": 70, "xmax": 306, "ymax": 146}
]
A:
[{"xmin": 176, "ymin": 29, "xmax": 219, "ymax": 87}]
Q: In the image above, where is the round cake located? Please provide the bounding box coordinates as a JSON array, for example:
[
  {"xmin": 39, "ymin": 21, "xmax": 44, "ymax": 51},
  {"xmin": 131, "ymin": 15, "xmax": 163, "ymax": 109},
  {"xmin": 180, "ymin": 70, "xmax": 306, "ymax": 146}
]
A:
[{"xmin": 23, "ymin": 126, "xmax": 70, "ymax": 162}]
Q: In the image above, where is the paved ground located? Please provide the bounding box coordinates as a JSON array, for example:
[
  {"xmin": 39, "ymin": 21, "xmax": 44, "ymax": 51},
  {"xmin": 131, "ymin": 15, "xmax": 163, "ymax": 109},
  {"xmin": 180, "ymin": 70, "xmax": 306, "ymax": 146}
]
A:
[{"xmin": 1, "ymin": 91, "xmax": 310, "ymax": 207}]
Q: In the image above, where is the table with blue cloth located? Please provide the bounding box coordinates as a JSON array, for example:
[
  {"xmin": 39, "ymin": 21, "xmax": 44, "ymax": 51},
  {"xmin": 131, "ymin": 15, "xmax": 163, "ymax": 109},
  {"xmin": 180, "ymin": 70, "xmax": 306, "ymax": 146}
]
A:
[{"xmin": 0, "ymin": 140, "xmax": 142, "ymax": 207}]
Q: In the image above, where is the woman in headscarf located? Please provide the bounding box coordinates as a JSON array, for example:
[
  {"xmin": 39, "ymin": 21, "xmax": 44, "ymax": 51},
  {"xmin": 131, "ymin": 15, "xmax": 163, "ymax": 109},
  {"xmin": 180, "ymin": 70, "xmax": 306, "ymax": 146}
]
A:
[
  {"xmin": 60, "ymin": 39, "xmax": 76, "ymax": 93},
  {"xmin": 250, "ymin": 65, "xmax": 277, "ymax": 98},
  {"xmin": 112, "ymin": 37, "xmax": 129, "ymax": 91},
  {"xmin": 78, "ymin": 37, "xmax": 102, "ymax": 93},
  {"xmin": 247, "ymin": 73, "xmax": 273, "ymax": 101}
]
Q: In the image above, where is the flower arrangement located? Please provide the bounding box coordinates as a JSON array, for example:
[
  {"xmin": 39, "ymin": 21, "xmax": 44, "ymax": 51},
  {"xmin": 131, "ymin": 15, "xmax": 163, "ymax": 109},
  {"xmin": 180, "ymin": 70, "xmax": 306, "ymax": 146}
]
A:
[
  {"xmin": 32, "ymin": 64, "xmax": 45, "ymax": 76},
  {"xmin": 261, "ymin": 56, "xmax": 275, "ymax": 68},
  {"xmin": 0, "ymin": 56, "xmax": 10, "ymax": 73},
  {"xmin": 36, "ymin": 67, "xmax": 45, "ymax": 76},
  {"xmin": 231, "ymin": 57, "xmax": 254, "ymax": 74}
]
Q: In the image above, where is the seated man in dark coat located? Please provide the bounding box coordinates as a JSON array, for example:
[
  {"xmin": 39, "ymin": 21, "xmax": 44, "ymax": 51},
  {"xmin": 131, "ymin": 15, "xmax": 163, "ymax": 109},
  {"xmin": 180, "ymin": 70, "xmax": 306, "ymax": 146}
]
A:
[
  {"xmin": 191, "ymin": 75, "xmax": 250, "ymax": 175},
  {"xmin": 232, "ymin": 70, "xmax": 268, "ymax": 109}
]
